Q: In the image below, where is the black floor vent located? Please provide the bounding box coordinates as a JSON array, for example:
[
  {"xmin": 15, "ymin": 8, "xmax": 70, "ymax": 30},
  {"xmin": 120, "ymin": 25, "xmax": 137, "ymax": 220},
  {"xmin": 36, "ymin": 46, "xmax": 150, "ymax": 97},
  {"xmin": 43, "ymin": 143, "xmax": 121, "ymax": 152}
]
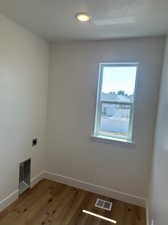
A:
[{"xmin": 95, "ymin": 199, "xmax": 112, "ymax": 211}]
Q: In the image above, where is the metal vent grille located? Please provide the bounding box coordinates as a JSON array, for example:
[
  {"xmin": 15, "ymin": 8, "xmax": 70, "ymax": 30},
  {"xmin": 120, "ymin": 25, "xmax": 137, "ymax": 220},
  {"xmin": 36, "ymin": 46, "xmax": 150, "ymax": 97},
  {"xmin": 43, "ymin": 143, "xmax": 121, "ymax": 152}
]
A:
[{"xmin": 95, "ymin": 199, "xmax": 112, "ymax": 211}]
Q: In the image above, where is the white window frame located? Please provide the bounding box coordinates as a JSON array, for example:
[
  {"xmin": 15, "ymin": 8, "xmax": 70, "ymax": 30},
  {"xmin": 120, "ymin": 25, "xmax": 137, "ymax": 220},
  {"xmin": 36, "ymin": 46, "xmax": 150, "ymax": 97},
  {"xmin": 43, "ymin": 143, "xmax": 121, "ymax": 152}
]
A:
[{"xmin": 93, "ymin": 63, "xmax": 138, "ymax": 143}]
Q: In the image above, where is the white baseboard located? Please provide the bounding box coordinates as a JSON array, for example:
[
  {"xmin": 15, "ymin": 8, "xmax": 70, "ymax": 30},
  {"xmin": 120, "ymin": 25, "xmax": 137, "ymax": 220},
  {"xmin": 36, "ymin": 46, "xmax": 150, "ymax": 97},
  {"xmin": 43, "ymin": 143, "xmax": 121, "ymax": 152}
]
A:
[
  {"xmin": 0, "ymin": 170, "xmax": 146, "ymax": 213},
  {"xmin": 0, "ymin": 171, "xmax": 44, "ymax": 213},
  {"xmin": 0, "ymin": 189, "xmax": 19, "ymax": 212},
  {"xmin": 146, "ymin": 204, "xmax": 150, "ymax": 225},
  {"xmin": 43, "ymin": 171, "xmax": 146, "ymax": 207},
  {"xmin": 31, "ymin": 171, "xmax": 45, "ymax": 188}
]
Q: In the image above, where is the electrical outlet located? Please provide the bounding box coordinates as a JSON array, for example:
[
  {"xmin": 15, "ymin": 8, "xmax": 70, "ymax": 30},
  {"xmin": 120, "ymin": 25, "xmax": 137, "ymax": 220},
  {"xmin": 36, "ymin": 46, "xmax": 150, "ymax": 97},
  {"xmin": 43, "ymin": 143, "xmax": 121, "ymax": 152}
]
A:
[{"xmin": 32, "ymin": 138, "xmax": 38, "ymax": 147}]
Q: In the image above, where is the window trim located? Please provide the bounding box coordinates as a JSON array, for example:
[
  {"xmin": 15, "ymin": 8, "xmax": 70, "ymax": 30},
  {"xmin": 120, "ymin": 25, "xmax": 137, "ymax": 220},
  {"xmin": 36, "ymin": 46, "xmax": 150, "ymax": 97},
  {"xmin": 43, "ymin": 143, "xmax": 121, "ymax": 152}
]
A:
[{"xmin": 93, "ymin": 62, "xmax": 139, "ymax": 143}]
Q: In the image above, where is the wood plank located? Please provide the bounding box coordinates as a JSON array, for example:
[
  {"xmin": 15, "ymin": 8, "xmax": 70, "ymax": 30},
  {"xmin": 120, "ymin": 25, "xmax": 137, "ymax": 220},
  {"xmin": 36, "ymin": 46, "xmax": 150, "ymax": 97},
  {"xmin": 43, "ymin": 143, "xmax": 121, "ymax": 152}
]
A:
[{"xmin": 0, "ymin": 179, "xmax": 146, "ymax": 225}]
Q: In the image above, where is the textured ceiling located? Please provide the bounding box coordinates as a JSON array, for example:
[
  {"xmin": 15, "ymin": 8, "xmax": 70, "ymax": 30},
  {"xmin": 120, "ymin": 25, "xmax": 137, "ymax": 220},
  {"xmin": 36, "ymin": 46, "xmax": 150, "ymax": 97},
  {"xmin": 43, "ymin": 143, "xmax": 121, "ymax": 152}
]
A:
[{"xmin": 0, "ymin": 0, "xmax": 167, "ymax": 40}]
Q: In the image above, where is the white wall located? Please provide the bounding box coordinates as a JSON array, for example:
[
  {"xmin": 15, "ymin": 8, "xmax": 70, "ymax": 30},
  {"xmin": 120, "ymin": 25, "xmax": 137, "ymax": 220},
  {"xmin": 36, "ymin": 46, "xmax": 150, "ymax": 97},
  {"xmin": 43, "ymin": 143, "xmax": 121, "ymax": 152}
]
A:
[
  {"xmin": 148, "ymin": 37, "xmax": 168, "ymax": 225},
  {"xmin": 0, "ymin": 14, "xmax": 49, "ymax": 206},
  {"xmin": 0, "ymin": 13, "xmax": 165, "ymax": 212},
  {"xmin": 47, "ymin": 37, "xmax": 165, "ymax": 205}
]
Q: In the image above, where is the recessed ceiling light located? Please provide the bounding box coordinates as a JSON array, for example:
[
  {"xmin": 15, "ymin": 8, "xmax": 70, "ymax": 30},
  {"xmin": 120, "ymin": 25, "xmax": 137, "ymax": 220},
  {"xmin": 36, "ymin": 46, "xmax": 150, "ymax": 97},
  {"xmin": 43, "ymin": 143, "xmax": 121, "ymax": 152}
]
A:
[{"xmin": 75, "ymin": 12, "xmax": 91, "ymax": 22}]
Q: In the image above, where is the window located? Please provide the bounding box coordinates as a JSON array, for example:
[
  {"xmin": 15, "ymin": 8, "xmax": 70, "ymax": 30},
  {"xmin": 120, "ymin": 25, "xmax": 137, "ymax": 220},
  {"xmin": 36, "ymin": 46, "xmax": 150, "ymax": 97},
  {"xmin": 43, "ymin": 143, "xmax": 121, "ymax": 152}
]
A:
[{"xmin": 93, "ymin": 63, "xmax": 138, "ymax": 143}]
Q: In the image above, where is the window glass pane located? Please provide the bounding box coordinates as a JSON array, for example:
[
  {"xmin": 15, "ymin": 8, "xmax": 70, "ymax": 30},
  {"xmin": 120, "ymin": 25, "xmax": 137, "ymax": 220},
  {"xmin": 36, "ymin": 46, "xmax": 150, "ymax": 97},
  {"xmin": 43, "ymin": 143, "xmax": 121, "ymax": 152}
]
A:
[
  {"xmin": 94, "ymin": 64, "xmax": 137, "ymax": 141},
  {"xmin": 101, "ymin": 66, "xmax": 137, "ymax": 103},
  {"xmin": 100, "ymin": 103, "xmax": 131, "ymax": 137}
]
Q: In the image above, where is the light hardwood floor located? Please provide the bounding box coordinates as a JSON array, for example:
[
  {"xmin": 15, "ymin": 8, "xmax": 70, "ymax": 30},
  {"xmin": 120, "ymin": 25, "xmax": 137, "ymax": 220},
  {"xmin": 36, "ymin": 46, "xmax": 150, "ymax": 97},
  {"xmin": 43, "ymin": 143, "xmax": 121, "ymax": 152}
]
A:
[{"xmin": 0, "ymin": 179, "xmax": 146, "ymax": 225}]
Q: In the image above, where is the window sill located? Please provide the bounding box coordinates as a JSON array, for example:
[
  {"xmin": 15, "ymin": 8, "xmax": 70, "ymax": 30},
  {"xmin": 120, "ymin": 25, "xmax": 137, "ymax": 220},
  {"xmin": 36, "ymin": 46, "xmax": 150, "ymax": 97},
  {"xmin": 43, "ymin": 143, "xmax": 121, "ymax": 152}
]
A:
[{"xmin": 91, "ymin": 135, "xmax": 135, "ymax": 145}]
